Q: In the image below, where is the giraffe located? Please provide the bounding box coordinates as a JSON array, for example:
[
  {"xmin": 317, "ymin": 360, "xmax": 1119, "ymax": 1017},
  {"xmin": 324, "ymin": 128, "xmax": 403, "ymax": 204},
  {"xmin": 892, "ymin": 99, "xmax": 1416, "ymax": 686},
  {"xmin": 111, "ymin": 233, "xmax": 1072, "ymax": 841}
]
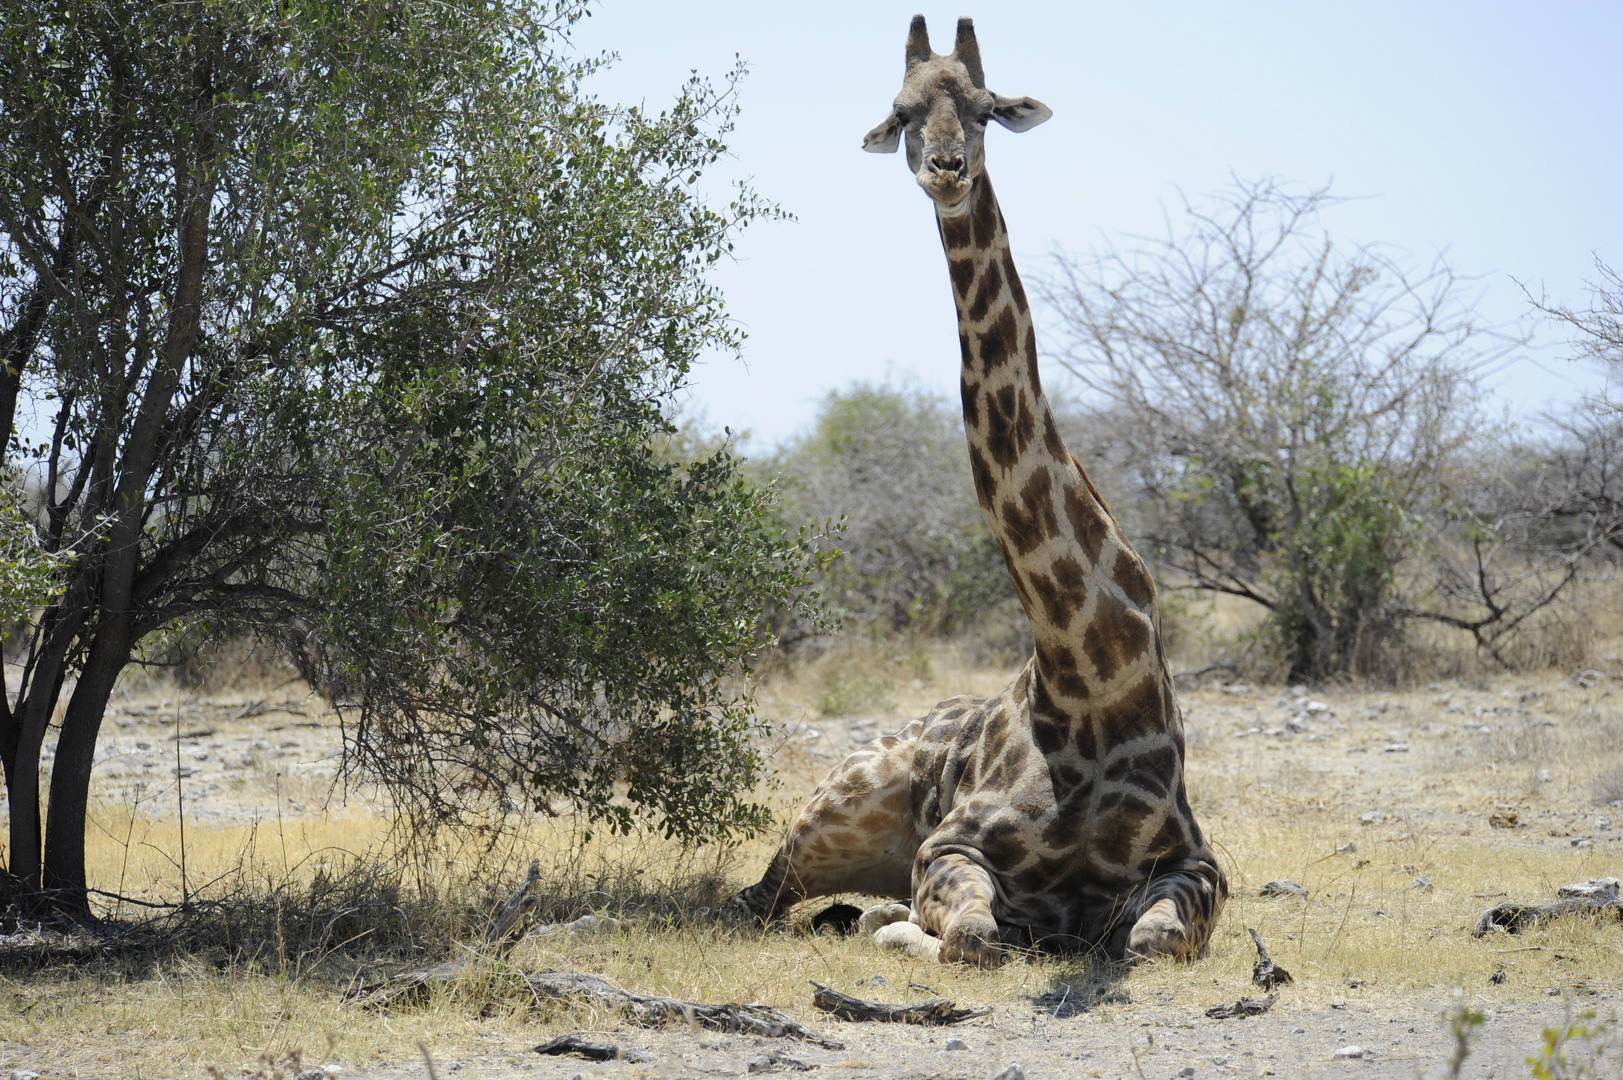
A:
[{"xmin": 722, "ymin": 14, "xmax": 1226, "ymax": 964}]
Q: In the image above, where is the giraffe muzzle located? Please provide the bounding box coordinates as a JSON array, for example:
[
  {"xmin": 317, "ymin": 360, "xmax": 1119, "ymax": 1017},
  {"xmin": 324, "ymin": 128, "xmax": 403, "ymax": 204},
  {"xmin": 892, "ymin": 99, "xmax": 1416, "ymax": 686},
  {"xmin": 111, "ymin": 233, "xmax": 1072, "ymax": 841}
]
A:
[{"xmin": 918, "ymin": 155, "xmax": 972, "ymax": 213}]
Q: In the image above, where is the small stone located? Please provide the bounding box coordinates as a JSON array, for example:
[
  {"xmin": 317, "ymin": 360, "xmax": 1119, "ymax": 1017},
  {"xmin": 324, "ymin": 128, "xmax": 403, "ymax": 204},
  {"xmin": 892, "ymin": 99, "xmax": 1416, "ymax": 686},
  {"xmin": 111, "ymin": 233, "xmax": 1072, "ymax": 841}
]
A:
[
  {"xmin": 1360, "ymin": 811, "xmax": 1383, "ymax": 825},
  {"xmin": 1598, "ymin": 817, "xmax": 1613, "ymax": 831},
  {"xmin": 11, "ymin": 1071, "xmax": 42, "ymax": 1080},
  {"xmin": 1410, "ymin": 875, "xmax": 1434, "ymax": 891},
  {"xmin": 944, "ymin": 1038, "xmax": 967, "ymax": 1051},
  {"xmin": 1538, "ymin": 769, "xmax": 1552, "ymax": 783},
  {"xmin": 1336, "ymin": 841, "xmax": 1357, "ymax": 854},
  {"xmin": 1489, "ymin": 810, "xmax": 1519, "ymax": 828},
  {"xmin": 869, "ymin": 974, "xmax": 887, "ymax": 986},
  {"xmin": 1382, "ymin": 743, "xmax": 1409, "ymax": 753},
  {"xmin": 746, "ymin": 1056, "xmax": 775, "ymax": 1074},
  {"xmin": 1211, "ymin": 1055, "xmax": 1232, "ymax": 1066},
  {"xmin": 1333, "ymin": 1045, "xmax": 1365, "ymax": 1059},
  {"xmin": 989, "ymin": 1067, "xmax": 1025, "ymax": 1080},
  {"xmin": 1259, "ymin": 879, "xmax": 1308, "ymax": 898},
  {"xmin": 1180, "ymin": 1067, "xmax": 1197, "ymax": 1077}
]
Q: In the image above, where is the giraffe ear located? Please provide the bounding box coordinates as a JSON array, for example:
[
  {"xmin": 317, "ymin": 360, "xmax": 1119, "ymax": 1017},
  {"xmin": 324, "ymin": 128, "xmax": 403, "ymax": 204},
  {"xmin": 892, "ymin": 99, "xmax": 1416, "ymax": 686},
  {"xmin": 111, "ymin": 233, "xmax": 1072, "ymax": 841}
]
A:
[
  {"xmin": 862, "ymin": 112, "xmax": 904, "ymax": 153},
  {"xmin": 990, "ymin": 95, "xmax": 1053, "ymax": 133}
]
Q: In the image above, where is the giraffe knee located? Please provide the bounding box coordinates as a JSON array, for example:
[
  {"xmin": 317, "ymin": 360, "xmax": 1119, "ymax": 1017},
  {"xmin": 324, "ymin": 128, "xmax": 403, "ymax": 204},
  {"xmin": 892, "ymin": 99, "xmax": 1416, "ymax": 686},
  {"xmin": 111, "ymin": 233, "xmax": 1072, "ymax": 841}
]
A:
[{"xmin": 939, "ymin": 911, "xmax": 1004, "ymax": 966}]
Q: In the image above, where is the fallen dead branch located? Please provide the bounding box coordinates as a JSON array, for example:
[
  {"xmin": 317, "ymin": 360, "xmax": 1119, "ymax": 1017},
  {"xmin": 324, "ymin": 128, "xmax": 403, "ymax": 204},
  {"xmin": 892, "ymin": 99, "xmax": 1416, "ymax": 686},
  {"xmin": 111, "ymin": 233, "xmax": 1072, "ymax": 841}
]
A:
[
  {"xmin": 1472, "ymin": 896, "xmax": 1623, "ymax": 936},
  {"xmin": 528, "ymin": 973, "xmax": 844, "ymax": 1048},
  {"xmin": 1204, "ymin": 993, "xmax": 1278, "ymax": 1019},
  {"xmin": 534, "ymin": 1033, "xmax": 654, "ymax": 1063},
  {"xmin": 1472, "ymin": 878, "xmax": 1623, "ymax": 937},
  {"xmin": 809, "ymin": 981, "xmax": 991, "ymax": 1025},
  {"xmin": 1248, "ymin": 928, "xmax": 1293, "ymax": 990}
]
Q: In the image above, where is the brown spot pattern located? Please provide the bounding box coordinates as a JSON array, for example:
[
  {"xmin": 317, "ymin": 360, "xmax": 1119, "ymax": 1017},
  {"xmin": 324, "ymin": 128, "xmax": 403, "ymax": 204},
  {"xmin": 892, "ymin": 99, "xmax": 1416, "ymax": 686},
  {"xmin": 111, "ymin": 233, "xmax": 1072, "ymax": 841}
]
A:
[
  {"xmin": 977, "ymin": 307, "xmax": 1018, "ymax": 374},
  {"xmin": 967, "ymin": 257, "xmax": 1003, "ymax": 323}
]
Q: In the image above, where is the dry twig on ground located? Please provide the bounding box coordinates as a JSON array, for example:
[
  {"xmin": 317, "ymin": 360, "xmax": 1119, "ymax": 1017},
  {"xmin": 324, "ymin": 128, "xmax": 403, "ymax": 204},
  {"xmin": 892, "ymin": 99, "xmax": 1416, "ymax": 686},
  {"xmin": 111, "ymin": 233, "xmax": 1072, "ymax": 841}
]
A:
[{"xmin": 809, "ymin": 982, "xmax": 992, "ymax": 1025}]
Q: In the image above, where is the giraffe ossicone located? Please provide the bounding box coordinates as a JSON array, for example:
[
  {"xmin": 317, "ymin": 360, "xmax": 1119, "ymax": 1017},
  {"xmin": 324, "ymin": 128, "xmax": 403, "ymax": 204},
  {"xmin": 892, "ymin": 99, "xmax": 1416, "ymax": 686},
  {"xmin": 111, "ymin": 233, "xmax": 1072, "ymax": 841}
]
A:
[{"xmin": 722, "ymin": 14, "xmax": 1227, "ymax": 964}]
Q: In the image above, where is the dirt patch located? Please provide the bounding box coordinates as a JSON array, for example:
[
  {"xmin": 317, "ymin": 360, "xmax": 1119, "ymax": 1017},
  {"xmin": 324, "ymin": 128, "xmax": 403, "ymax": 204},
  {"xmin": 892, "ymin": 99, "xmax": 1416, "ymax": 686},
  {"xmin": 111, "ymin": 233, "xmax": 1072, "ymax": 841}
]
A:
[{"xmin": 4, "ymin": 659, "xmax": 1621, "ymax": 1079}]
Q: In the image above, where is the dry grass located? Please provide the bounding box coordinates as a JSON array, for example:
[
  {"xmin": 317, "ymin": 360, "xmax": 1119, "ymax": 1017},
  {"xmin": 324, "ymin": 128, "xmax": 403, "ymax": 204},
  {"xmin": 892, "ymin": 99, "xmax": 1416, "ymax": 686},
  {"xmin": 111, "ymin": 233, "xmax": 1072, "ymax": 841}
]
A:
[{"xmin": 3, "ymin": 619, "xmax": 1623, "ymax": 1076}]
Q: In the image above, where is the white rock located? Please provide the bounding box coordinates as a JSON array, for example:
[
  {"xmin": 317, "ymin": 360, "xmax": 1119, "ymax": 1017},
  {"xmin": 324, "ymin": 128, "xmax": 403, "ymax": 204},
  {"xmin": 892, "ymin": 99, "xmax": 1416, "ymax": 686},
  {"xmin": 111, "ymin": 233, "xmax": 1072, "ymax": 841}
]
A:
[
  {"xmin": 1333, "ymin": 1045, "xmax": 1365, "ymax": 1059},
  {"xmin": 944, "ymin": 1038, "xmax": 967, "ymax": 1051},
  {"xmin": 989, "ymin": 1066, "xmax": 1025, "ymax": 1080}
]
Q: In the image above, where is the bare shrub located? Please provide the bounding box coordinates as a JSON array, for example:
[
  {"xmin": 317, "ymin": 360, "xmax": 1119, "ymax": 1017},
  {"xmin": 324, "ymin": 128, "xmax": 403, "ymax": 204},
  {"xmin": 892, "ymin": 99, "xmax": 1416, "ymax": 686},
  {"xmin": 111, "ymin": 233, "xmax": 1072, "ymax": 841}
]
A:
[
  {"xmin": 1042, "ymin": 179, "xmax": 1511, "ymax": 682},
  {"xmin": 1040, "ymin": 178, "xmax": 1623, "ymax": 684},
  {"xmin": 1412, "ymin": 411, "xmax": 1623, "ymax": 668},
  {"xmin": 1527, "ymin": 256, "xmax": 1623, "ymax": 411}
]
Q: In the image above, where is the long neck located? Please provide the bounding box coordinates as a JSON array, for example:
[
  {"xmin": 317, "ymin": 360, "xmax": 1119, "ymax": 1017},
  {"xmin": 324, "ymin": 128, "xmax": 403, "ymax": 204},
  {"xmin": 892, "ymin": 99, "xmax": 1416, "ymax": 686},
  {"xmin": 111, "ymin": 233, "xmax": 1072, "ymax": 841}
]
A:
[{"xmin": 937, "ymin": 173, "xmax": 1163, "ymax": 715}]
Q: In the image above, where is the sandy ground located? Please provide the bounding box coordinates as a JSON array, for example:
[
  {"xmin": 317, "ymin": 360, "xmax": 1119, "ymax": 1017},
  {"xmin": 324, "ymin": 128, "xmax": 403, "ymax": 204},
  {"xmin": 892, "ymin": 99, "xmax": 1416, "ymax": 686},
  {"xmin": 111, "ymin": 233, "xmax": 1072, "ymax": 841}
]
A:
[
  {"xmin": 6, "ymin": 666, "xmax": 1620, "ymax": 1079},
  {"xmin": 324, "ymin": 996, "xmax": 1613, "ymax": 1080}
]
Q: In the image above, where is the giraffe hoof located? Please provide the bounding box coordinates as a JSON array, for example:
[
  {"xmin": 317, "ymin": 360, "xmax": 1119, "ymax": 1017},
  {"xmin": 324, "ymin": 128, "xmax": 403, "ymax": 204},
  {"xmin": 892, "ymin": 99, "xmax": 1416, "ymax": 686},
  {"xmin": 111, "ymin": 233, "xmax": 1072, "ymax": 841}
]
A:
[
  {"xmin": 939, "ymin": 913, "xmax": 1004, "ymax": 966},
  {"xmin": 874, "ymin": 920, "xmax": 942, "ymax": 960},
  {"xmin": 857, "ymin": 902, "xmax": 913, "ymax": 936},
  {"xmin": 1127, "ymin": 898, "xmax": 1191, "ymax": 960}
]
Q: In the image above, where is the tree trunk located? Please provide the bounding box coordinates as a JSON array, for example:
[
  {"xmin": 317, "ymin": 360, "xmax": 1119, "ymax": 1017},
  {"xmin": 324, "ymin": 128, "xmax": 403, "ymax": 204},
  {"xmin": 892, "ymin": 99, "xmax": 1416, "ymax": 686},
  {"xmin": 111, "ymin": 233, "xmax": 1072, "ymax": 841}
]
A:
[
  {"xmin": 42, "ymin": 623, "xmax": 132, "ymax": 913},
  {"xmin": 26, "ymin": 133, "xmax": 215, "ymax": 911},
  {"xmin": 2, "ymin": 639, "xmax": 75, "ymax": 900},
  {"xmin": 2, "ymin": 732, "xmax": 44, "ymax": 896}
]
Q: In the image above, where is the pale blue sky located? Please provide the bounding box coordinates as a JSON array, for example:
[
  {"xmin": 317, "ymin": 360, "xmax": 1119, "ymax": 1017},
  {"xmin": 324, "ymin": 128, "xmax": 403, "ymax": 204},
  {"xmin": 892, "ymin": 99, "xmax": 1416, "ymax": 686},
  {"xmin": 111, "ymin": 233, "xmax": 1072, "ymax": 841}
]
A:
[{"xmin": 571, "ymin": 2, "xmax": 1622, "ymax": 447}]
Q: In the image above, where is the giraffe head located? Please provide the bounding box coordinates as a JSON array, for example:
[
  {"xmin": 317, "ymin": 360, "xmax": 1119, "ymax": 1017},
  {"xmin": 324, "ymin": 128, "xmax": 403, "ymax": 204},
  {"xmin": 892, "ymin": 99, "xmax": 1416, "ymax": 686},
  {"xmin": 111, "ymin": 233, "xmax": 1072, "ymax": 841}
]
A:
[{"xmin": 863, "ymin": 15, "xmax": 1051, "ymax": 216}]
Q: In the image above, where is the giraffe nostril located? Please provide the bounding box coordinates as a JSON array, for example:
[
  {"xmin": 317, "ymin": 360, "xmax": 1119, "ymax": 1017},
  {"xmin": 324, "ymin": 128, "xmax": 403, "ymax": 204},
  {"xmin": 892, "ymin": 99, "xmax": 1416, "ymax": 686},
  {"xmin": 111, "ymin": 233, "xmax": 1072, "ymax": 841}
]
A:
[{"xmin": 929, "ymin": 154, "xmax": 967, "ymax": 177}]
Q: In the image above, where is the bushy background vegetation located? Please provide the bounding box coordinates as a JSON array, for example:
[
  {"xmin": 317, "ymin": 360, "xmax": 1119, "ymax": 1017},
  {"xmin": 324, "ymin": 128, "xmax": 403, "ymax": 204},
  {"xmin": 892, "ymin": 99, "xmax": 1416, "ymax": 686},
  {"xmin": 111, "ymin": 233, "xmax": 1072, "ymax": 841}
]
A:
[{"xmin": 761, "ymin": 184, "xmax": 1622, "ymax": 688}]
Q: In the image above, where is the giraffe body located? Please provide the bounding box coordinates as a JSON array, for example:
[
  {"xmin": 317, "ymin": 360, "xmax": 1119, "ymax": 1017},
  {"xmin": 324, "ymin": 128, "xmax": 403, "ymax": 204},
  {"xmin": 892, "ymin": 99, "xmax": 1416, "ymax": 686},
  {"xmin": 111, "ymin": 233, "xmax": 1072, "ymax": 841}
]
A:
[{"xmin": 725, "ymin": 16, "xmax": 1226, "ymax": 963}]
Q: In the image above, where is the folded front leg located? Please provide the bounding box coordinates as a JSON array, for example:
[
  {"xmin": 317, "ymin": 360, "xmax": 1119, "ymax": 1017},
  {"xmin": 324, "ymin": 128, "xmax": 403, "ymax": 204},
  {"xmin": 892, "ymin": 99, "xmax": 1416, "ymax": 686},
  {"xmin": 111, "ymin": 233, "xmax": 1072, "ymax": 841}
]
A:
[
  {"xmin": 912, "ymin": 852, "xmax": 1004, "ymax": 966},
  {"xmin": 1121, "ymin": 867, "xmax": 1226, "ymax": 961}
]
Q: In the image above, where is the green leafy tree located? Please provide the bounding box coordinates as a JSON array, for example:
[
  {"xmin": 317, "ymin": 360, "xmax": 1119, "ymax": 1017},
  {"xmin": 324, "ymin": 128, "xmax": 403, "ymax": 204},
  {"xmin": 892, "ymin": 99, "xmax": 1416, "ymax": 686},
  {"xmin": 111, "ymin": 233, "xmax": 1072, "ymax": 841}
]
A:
[{"xmin": 0, "ymin": 0, "xmax": 819, "ymax": 913}]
